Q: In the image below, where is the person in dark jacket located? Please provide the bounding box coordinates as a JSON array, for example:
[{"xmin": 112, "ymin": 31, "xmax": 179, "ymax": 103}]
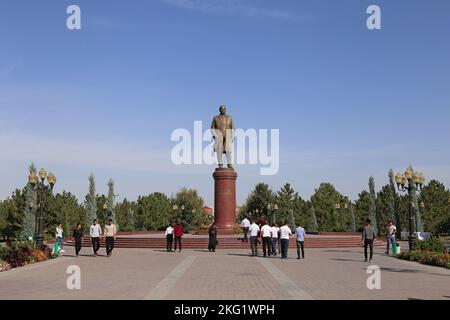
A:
[
  {"xmin": 72, "ymin": 223, "xmax": 83, "ymax": 257},
  {"xmin": 208, "ymin": 222, "xmax": 218, "ymax": 252},
  {"xmin": 362, "ymin": 218, "xmax": 376, "ymax": 263}
]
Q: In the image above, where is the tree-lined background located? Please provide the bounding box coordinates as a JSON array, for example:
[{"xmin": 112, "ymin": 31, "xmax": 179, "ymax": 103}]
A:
[{"xmin": 0, "ymin": 163, "xmax": 449, "ymax": 240}]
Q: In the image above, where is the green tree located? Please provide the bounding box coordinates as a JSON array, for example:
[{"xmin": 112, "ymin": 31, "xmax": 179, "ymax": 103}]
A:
[
  {"xmin": 308, "ymin": 206, "xmax": 319, "ymax": 232},
  {"xmin": 96, "ymin": 194, "xmax": 108, "ymax": 225},
  {"xmin": 46, "ymin": 192, "xmax": 85, "ymax": 236},
  {"xmin": 1, "ymin": 189, "xmax": 25, "ymax": 240},
  {"xmin": 20, "ymin": 163, "xmax": 37, "ymax": 240},
  {"xmin": 85, "ymin": 173, "xmax": 97, "ymax": 229},
  {"xmin": 419, "ymin": 180, "xmax": 450, "ymax": 234},
  {"xmin": 355, "ymin": 190, "xmax": 371, "ymax": 231},
  {"xmin": 376, "ymin": 184, "xmax": 394, "ymax": 235},
  {"xmin": 349, "ymin": 203, "xmax": 356, "ymax": 232},
  {"xmin": 387, "ymin": 169, "xmax": 397, "ymax": 224},
  {"xmin": 0, "ymin": 202, "xmax": 7, "ymax": 240},
  {"xmin": 275, "ymin": 183, "xmax": 304, "ymax": 225},
  {"xmin": 310, "ymin": 183, "xmax": 342, "ymax": 231},
  {"xmin": 107, "ymin": 178, "xmax": 117, "ymax": 225},
  {"xmin": 115, "ymin": 198, "xmax": 137, "ymax": 230},
  {"xmin": 368, "ymin": 176, "xmax": 378, "ymax": 235},
  {"xmin": 244, "ymin": 183, "xmax": 275, "ymax": 220},
  {"xmin": 136, "ymin": 192, "xmax": 172, "ymax": 231},
  {"xmin": 172, "ymin": 188, "xmax": 207, "ymax": 231}
]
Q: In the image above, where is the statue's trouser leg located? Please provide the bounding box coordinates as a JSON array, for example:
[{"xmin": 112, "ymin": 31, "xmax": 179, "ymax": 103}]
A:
[
  {"xmin": 216, "ymin": 143, "xmax": 223, "ymax": 165},
  {"xmin": 216, "ymin": 145, "xmax": 223, "ymax": 165},
  {"xmin": 225, "ymin": 152, "xmax": 232, "ymax": 165}
]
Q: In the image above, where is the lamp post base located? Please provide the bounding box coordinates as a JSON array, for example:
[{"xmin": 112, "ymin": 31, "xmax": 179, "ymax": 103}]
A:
[
  {"xmin": 35, "ymin": 235, "xmax": 44, "ymax": 249},
  {"xmin": 408, "ymin": 234, "xmax": 416, "ymax": 251}
]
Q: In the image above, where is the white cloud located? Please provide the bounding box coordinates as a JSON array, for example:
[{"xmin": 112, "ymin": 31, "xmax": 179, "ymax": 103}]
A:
[{"xmin": 160, "ymin": 0, "xmax": 295, "ymax": 20}]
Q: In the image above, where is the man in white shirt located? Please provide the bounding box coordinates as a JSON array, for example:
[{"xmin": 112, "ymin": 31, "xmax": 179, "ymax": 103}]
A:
[
  {"xmin": 241, "ymin": 217, "xmax": 251, "ymax": 243},
  {"xmin": 165, "ymin": 223, "xmax": 174, "ymax": 252},
  {"xmin": 55, "ymin": 223, "xmax": 65, "ymax": 254},
  {"xmin": 90, "ymin": 219, "xmax": 102, "ymax": 256},
  {"xmin": 385, "ymin": 220, "xmax": 397, "ymax": 255},
  {"xmin": 279, "ymin": 223, "xmax": 292, "ymax": 259},
  {"xmin": 248, "ymin": 219, "xmax": 260, "ymax": 257},
  {"xmin": 270, "ymin": 223, "xmax": 280, "ymax": 256},
  {"xmin": 260, "ymin": 221, "xmax": 272, "ymax": 257}
]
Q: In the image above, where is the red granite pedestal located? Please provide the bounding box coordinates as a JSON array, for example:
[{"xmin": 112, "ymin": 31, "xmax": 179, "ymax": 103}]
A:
[{"xmin": 213, "ymin": 168, "xmax": 238, "ymax": 235}]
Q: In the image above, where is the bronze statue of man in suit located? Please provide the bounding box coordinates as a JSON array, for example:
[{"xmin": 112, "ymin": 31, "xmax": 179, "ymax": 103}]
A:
[{"xmin": 211, "ymin": 105, "xmax": 234, "ymax": 169}]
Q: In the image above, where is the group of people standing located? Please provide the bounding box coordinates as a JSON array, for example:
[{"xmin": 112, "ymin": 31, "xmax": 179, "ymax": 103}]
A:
[
  {"xmin": 54, "ymin": 219, "xmax": 117, "ymax": 257},
  {"xmin": 165, "ymin": 222, "xmax": 219, "ymax": 252},
  {"xmin": 241, "ymin": 217, "xmax": 307, "ymax": 259},
  {"xmin": 164, "ymin": 222, "xmax": 185, "ymax": 252}
]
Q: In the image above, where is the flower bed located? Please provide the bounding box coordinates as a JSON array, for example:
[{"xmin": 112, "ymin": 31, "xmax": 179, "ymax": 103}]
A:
[
  {"xmin": 0, "ymin": 241, "xmax": 56, "ymax": 272},
  {"xmin": 397, "ymin": 239, "xmax": 449, "ymax": 269}
]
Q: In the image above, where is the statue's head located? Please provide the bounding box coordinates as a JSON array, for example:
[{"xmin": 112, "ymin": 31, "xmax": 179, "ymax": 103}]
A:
[{"xmin": 219, "ymin": 105, "xmax": 227, "ymax": 115}]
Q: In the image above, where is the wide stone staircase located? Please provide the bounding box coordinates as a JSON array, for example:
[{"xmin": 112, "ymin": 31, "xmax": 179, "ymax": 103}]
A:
[{"xmin": 65, "ymin": 232, "xmax": 385, "ymax": 249}]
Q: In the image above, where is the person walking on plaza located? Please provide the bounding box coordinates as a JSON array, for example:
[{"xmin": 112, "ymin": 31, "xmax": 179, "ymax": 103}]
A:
[
  {"xmin": 55, "ymin": 223, "xmax": 65, "ymax": 254},
  {"xmin": 249, "ymin": 219, "xmax": 260, "ymax": 257},
  {"xmin": 165, "ymin": 223, "xmax": 174, "ymax": 252},
  {"xmin": 385, "ymin": 220, "xmax": 397, "ymax": 255},
  {"xmin": 280, "ymin": 223, "xmax": 292, "ymax": 259},
  {"xmin": 260, "ymin": 221, "xmax": 272, "ymax": 257},
  {"xmin": 174, "ymin": 222, "xmax": 184, "ymax": 252},
  {"xmin": 104, "ymin": 219, "xmax": 117, "ymax": 257},
  {"xmin": 208, "ymin": 222, "xmax": 218, "ymax": 252},
  {"xmin": 241, "ymin": 216, "xmax": 250, "ymax": 243},
  {"xmin": 72, "ymin": 223, "xmax": 83, "ymax": 257},
  {"xmin": 270, "ymin": 223, "xmax": 280, "ymax": 256},
  {"xmin": 362, "ymin": 218, "xmax": 376, "ymax": 263},
  {"xmin": 90, "ymin": 219, "xmax": 102, "ymax": 256},
  {"xmin": 295, "ymin": 223, "xmax": 306, "ymax": 259}
]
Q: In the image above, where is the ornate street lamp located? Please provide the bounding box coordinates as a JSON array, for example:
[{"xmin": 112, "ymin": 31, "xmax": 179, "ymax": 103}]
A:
[
  {"xmin": 395, "ymin": 168, "xmax": 425, "ymax": 250},
  {"xmin": 335, "ymin": 200, "xmax": 349, "ymax": 229},
  {"xmin": 28, "ymin": 168, "xmax": 56, "ymax": 248},
  {"xmin": 173, "ymin": 204, "xmax": 186, "ymax": 224}
]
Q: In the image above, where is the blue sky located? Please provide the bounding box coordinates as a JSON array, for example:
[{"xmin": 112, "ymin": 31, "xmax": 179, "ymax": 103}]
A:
[{"xmin": 0, "ymin": 0, "xmax": 449, "ymax": 206}]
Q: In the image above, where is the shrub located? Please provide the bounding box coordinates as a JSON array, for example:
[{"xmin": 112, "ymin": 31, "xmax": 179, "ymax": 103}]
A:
[
  {"xmin": 31, "ymin": 250, "xmax": 48, "ymax": 262},
  {"xmin": 233, "ymin": 224, "xmax": 243, "ymax": 235},
  {"xmin": 41, "ymin": 245, "xmax": 56, "ymax": 259},
  {"xmin": 0, "ymin": 260, "xmax": 11, "ymax": 272},
  {"xmin": 0, "ymin": 246, "xmax": 9, "ymax": 261},
  {"xmin": 9, "ymin": 240, "xmax": 35, "ymax": 251},
  {"xmin": 194, "ymin": 224, "xmax": 210, "ymax": 235},
  {"xmin": 414, "ymin": 238, "xmax": 446, "ymax": 253},
  {"xmin": 120, "ymin": 226, "xmax": 135, "ymax": 232},
  {"xmin": 5, "ymin": 246, "xmax": 32, "ymax": 268},
  {"xmin": 398, "ymin": 250, "xmax": 450, "ymax": 269}
]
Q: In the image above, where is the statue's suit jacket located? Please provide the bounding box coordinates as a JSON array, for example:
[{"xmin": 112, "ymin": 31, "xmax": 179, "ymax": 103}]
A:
[{"xmin": 211, "ymin": 115, "xmax": 234, "ymax": 153}]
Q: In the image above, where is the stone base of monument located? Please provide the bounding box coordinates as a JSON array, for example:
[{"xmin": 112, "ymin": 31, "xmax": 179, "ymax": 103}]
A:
[{"xmin": 213, "ymin": 168, "xmax": 238, "ymax": 235}]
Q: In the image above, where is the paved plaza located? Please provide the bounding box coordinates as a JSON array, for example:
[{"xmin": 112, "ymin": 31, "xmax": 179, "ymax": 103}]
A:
[{"xmin": 0, "ymin": 245, "xmax": 449, "ymax": 300}]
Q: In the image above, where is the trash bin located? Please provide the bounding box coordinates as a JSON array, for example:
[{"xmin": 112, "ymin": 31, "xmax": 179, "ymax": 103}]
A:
[
  {"xmin": 393, "ymin": 243, "xmax": 400, "ymax": 255},
  {"xmin": 53, "ymin": 242, "xmax": 60, "ymax": 256}
]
